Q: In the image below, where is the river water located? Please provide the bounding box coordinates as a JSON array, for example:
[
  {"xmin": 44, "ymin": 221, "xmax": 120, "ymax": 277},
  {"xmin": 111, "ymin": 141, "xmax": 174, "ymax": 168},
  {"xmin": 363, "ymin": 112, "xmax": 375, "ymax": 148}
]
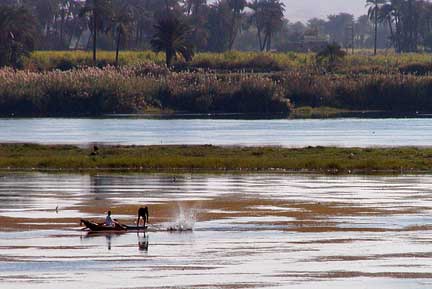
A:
[
  {"xmin": 1, "ymin": 173, "xmax": 432, "ymax": 289},
  {"xmin": 0, "ymin": 117, "xmax": 431, "ymax": 147}
]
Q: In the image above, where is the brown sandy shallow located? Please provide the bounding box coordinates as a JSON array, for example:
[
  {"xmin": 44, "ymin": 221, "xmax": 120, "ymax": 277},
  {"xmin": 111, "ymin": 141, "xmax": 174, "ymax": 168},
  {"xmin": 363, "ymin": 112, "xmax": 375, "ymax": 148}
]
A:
[
  {"xmin": 311, "ymin": 252, "xmax": 432, "ymax": 262},
  {"xmin": 1, "ymin": 195, "xmax": 427, "ymax": 233},
  {"xmin": 0, "ymin": 216, "xmax": 78, "ymax": 231},
  {"xmin": 1, "ymin": 174, "xmax": 432, "ymax": 289}
]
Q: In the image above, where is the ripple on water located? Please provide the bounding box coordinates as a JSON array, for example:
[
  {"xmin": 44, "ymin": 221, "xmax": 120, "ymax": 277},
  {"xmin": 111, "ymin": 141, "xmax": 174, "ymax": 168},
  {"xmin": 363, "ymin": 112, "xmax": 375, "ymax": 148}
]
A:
[{"xmin": 1, "ymin": 173, "xmax": 432, "ymax": 289}]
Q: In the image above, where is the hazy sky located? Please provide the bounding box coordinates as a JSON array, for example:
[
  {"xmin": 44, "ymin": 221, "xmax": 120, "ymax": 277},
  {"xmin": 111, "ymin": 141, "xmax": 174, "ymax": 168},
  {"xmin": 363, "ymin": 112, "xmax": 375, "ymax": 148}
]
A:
[
  {"xmin": 208, "ymin": 0, "xmax": 368, "ymax": 23},
  {"xmin": 283, "ymin": 0, "xmax": 367, "ymax": 23}
]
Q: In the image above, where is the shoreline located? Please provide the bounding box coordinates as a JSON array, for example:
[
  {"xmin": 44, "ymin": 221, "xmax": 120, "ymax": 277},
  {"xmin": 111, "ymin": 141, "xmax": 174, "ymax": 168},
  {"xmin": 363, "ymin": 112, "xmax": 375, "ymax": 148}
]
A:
[{"xmin": 0, "ymin": 144, "xmax": 431, "ymax": 175}]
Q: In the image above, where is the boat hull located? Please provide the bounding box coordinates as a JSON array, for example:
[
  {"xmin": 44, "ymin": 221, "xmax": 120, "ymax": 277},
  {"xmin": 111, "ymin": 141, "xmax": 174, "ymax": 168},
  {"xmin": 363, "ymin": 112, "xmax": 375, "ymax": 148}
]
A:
[{"xmin": 80, "ymin": 219, "xmax": 147, "ymax": 232}]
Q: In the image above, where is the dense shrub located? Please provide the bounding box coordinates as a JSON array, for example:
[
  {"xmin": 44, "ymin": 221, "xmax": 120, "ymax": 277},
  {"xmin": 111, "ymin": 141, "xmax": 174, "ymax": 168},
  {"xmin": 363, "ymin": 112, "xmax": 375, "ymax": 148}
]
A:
[
  {"xmin": 281, "ymin": 72, "xmax": 432, "ymax": 112},
  {"xmin": 0, "ymin": 66, "xmax": 160, "ymax": 115},
  {"xmin": 399, "ymin": 63, "xmax": 432, "ymax": 75},
  {"xmin": 0, "ymin": 65, "xmax": 292, "ymax": 116},
  {"xmin": 4, "ymin": 59, "xmax": 432, "ymax": 116},
  {"xmin": 157, "ymin": 72, "xmax": 290, "ymax": 113}
]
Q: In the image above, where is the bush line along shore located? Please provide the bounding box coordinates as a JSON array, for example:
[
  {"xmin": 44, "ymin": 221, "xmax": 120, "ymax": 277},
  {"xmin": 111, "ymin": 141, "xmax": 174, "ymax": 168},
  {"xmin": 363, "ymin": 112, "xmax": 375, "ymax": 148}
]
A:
[
  {"xmin": 1, "ymin": 144, "xmax": 431, "ymax": 174},
  {"xmin": 3, "ymin": 51, "xmax": 432, "ymax": 116}
]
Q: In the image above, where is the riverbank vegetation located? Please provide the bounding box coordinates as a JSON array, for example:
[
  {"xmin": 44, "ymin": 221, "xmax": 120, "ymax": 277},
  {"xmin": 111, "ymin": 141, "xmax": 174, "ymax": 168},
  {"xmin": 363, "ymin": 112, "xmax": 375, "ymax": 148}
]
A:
[
  {"xmin": 0, "ymin": 144, "xmax": 431, "ymax": 174},
  {"xmin": 0, "ymin": 65, "xmax": 291, "ymax": 115},
  {"xmin": 3, "ymin": 1, "xmax": 432, "ymax": 116},
  {"xmin": 5, "ymin": 61, "xmax": 432, "ymax": 116}
]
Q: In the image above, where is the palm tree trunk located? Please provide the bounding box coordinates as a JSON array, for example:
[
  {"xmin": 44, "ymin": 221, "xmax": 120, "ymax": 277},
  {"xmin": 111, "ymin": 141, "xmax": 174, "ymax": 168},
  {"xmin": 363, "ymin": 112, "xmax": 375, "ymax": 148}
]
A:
[
  {"xmin": 115, "ymin": 28, "xmax": 121, "ymax": 67},
  {"xmin": 166, "ymin": 49, "xmax": 173, "ymax": 67},
  {"xmin": 60, "ymin": 14, "xmax": 65, "ymax": 48},
  {"xmin": 135, "ymin": 22, "xmax": 140, "ymax": 48},
  {"xmin": 266, "ymin": 34, "xmax": 271, "ymax": 52},
  {"xmin": 261, "ymin": 33, "xmax": 268, "ymax": 52},
  {"xmin": 413, "ymin": 6, "xmax": 418, "ymax": 52},
  {"xmin": 257, "ymin": 26, "xmax": 263, "ymax": 51},
  {"xmin": 395, "ymin": 16, "xmax": 401, "ymax": 53},
  {"xmin": 165, "ymin": 0, "xmax": 170, "ymax": 13},
  {"xmin": 374, "ymin": 6, "xmax": 378, "ymax": 55},
  {"xmin": 229, "ymin": 12, "xmax": 237, "ymax": 50},
  {"xmin": 92, "ymin": 9, "xmax": 97, "ymax": 64},
  {"xmin": 388, "ymin": 18, "xmax": 394, "ymax": 46}
]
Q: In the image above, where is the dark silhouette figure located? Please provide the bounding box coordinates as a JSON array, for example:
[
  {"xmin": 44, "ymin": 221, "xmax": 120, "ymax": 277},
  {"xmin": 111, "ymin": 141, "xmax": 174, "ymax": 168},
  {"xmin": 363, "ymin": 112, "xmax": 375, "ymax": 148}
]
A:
[{"xmin": 136, "ymin": 207, "xmax": 149, "ymax": 229}]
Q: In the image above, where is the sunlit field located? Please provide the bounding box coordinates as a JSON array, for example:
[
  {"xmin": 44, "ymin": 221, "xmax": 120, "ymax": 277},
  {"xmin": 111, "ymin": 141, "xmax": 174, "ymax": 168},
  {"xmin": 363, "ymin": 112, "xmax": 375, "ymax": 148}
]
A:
[{"xmin": 26, "ymin": 50, "xmax": 432, "ymax": 74}]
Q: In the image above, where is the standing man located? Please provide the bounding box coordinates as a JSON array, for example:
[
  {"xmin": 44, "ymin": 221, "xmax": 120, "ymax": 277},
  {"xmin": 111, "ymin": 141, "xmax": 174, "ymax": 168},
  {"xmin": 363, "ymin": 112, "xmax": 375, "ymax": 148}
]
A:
[{"xmin": 136, "ymin": 207, "xmax": 149, "ymax": 229}]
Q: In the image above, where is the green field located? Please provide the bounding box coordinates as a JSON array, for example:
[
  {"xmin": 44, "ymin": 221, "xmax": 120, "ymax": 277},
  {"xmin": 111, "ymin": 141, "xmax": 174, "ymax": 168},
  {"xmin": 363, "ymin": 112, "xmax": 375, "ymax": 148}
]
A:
[
  {"xmin": 0, "ymin": 144, "xmax": 431, "ymax": 174},
  {"xmin": 26, "ymin": 50, "xmax": 432, "ymax": 73}
]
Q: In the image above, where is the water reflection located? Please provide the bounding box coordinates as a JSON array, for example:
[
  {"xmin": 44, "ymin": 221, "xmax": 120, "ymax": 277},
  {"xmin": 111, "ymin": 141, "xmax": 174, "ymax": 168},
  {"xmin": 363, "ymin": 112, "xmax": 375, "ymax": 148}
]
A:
[
  {"xmin": 80, "ymin": 231, "xmax": 149, "ymax": 252},
  {"xmin": 106, "ymin": 234, "xmax": 112, "ymax": 250},
  {"xmin": 2, "ymin": 173, "xmax": 432, "ymax": 289},
  {"xmin": 81, "ymin": 231, "xmax": 128, "ymax": 251},
  {"xmin": 137, "ymin": 232, "xmax": 149, "ymax": 252}
]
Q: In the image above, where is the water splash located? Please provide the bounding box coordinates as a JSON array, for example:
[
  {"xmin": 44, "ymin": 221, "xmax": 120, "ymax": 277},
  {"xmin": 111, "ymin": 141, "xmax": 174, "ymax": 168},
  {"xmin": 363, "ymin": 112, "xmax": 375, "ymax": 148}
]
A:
[{"xmin": 166, "ymin": 205, "xmax": 196, "ymax": 232}]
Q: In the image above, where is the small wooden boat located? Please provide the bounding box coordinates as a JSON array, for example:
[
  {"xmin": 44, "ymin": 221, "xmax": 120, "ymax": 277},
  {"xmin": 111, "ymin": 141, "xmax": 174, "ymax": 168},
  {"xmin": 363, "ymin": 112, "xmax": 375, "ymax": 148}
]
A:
[
  {"xmin": 80, "ymin": 219, "xmax": 147, "ymax": 232},
  {"xmin": 80, "ymin": 219, "xmax": 127, "ymax": 232}
]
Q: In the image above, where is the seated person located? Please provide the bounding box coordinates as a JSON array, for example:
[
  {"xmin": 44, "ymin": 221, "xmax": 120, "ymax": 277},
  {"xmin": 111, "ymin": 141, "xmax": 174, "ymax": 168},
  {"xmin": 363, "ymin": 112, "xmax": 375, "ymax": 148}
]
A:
[{"xmin": 105, "ymin": 210, "xmax": 115, "ymax": 227}]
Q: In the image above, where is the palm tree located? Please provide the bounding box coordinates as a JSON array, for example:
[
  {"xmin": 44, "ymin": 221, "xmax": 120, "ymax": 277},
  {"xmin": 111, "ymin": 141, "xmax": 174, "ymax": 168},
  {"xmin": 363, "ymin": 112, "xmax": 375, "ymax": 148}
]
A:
[
  {"xmin": 34, "ymin": 0, "xmax": 59, "ymax": 40},
  {"xmin": 206, "ymin": 0, "xmax": 232, "ymax": 52},
  {"xmin": 366, "ymin": 0, "xmax": 385, "ymax": 55},
  {"xmin": 112, "ymin": 0, "xmax": 133, "ymax": 66},
  {"xmin": 0, "ymin": 5, "xmax": 36, "ymax": 67},
  {"xmin": 227, "ymin": 0, "xmax": 246, "ymax": 50},
  {"xmin": 248, "ymin": 0, "xmax": 264, "ymax": 50},
  {"xmin": 151, "ymin": 16, "xmax": 194, "ymax": 67},
  {"xmin": 185, "ymin": 0, "xmax": 207, "ymax": 16},
  {"xmin": 80, "ymin": 0, "xmax": 113, "ymax": 63},
  {"xmin": 58, "ymin": 0, "xmax": 72, "ymax": 47},
  {"xmin": 249, "ymin": 0, "xmax": 284, "ymax": 51},
  {"xmin": 184, "ymin": 0, "xmax": 209, "ymax": 51},
  {"xmin": 378, "ymin": 3, "xmax": 395, "ymax": 48},
  {"xmin": 316, "ymin": 43, "xmax": 346, "ymax": 72},
  {"xmin": 261, "ymin": 0, "xmax": 285, "ymax": 51}
]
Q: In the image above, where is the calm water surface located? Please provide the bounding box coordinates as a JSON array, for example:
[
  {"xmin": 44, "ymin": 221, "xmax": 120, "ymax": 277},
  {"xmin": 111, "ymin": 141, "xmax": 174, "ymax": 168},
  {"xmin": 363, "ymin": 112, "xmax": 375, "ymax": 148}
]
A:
[
  {"xmin": 0, "ymin": 118, "xmax": 431, "ymax": 146},
  {"xmin": 1, "ymin": 173, "xmax": 432, "ymax": 288}
]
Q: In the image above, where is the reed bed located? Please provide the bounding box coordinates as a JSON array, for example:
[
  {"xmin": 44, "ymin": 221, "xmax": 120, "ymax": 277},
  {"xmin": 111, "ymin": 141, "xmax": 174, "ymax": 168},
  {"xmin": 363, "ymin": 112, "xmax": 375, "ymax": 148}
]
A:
[
  {"xmin": 277, "ymin": 72, "xmax": 432, "ymax": 112},
  {"xmin": 0, "ymin": 64, "xmax": 291, "ymax": 115},
  {"xmin": 4, "ymin": 56, "xmax": 432, "ymax": 115}
]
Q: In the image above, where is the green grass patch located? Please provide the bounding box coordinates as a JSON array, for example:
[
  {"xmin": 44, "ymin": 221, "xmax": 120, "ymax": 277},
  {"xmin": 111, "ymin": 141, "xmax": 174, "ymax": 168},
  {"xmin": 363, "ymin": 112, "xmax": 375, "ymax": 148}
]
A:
[
  {"xmin": 0, "ymin": 144, "xmax": 431, "ymax": 174},
  {"xmin": 24, "ymin": 50, "xmax": 432, "ymax": 74},
  {"xmin": 290, "ymin": 106, "xmax": 353, "ymax": 119}
]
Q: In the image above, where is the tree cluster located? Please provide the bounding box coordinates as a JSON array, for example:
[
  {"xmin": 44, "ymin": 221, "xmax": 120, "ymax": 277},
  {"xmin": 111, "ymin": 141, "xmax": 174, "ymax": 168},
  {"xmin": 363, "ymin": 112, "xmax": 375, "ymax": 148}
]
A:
[
  {"xmin": 368, "ymin": 0, "xmax": 432, "ymax": 53},
  {"xmin": 2, "ymin": 0, "xmax": 432, "ymax": 68}
]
